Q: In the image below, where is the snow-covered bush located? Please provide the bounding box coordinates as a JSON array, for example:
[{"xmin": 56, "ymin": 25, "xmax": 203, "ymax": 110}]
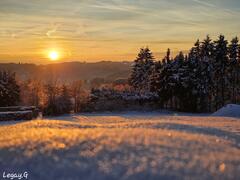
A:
[{"xmin": 88, "ymin": 88, "xmax": 159, "ymax": 111}]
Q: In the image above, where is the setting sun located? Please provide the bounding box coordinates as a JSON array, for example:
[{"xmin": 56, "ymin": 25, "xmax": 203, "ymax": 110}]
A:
[{"xmin": 49, "ymin": 51, "xmax": 59, "ymax": 61}]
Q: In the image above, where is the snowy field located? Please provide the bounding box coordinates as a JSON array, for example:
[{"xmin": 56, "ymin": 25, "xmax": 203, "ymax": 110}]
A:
[{"xmin": 0, "ymin": 112, "xmax": 239, "ymax": 180}]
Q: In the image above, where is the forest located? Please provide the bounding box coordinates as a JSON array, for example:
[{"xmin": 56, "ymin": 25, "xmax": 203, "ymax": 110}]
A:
[{"xmin": 0, "ymin": 35, "xmax": 240, "ymax": 115}]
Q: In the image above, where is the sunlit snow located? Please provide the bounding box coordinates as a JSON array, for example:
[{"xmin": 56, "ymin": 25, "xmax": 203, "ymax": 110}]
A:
[{"xmin": 0, "ymin": 113, "xmax": 239, "ymax": 180}]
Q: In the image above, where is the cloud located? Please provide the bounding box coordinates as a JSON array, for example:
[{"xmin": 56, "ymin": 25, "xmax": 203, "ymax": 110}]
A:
[
  {"xmin": 46, "ymin": 29, "xmax": 56, "ymax": 38},
  {"xmin": 192, "ymin": 0, "xmax": 215, "ymax": 8},
  {"xmin": 144, "ymin": 40, "xmax": 193, "ymax": 44},
  {"xmin": 192, "ymin": 0, "xmax": 239, "ymax": 15},
  {"xmin": 0, "ymin": 0, "xmax": 240, "ymax": 62},
  {"xmin": 46, "ymin": 24, "xmax": 61, "ymax": 38}
]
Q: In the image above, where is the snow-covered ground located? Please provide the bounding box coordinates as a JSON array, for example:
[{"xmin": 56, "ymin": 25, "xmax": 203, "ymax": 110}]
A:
[
  {"xmin": 0, "ymin": 112, "xmax": 239, "ymax": 180},
  {"xmin": 212, "ymin": 104, "xmax": 240, "ymax": 118}
]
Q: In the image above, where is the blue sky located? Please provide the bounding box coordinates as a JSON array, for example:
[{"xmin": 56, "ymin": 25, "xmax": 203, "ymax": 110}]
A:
[{"xmin": 0, "ymin": 0, "xmax": 240, "ymax": 63}]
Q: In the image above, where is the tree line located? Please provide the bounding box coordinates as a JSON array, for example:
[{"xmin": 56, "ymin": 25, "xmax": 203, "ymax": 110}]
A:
[
  {"xmin": 1, "ymin": 34, "xmax": 239, "ymax": 114},
  {"xmin": 130, "ymin": 35, "xmax": 240, "ymax": 112},
  {"xmin": 0, "ymin": 74, "xmax": 88, "ymax": 115}
]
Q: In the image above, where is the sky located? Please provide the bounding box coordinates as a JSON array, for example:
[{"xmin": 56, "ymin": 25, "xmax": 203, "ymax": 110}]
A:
[{"xmin": 0, "ymin": 0, "xmax": 240, "ymax": 64}]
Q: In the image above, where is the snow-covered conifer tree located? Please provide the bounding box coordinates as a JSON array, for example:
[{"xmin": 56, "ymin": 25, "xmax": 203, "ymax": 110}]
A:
[
  {"xmin": 130, "ymin": 47, "xmax": 155, "ymax": 92},
  {"xmin": 213, "ymin": 35, "xmax": 228, "ymax": 109},
  {"xmin": 228, "ymin": 37, "xmax": 239, "ymax": 103},
  {"xmin": 199, "ymin": 36, "xmax": 214, "ymax": 111},
  {"xmin": 0, "ymin": 71, "xmax": 20, "ymax": 106}
]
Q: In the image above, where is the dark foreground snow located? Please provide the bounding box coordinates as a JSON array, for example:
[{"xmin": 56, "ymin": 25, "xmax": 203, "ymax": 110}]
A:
[{"xmin": 0, "ymin": 113, "xmax": 239, "ymax": 180}]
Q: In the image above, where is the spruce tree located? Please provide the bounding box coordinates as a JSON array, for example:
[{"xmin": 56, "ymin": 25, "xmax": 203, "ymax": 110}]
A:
[
  {"xmin": 152, "ymin": 49, "xmax": 174, "ymax": 108},
  {"xmin": 228, "ymin": 37, "xmax": 239, "ymax": 103},
  {"xmin": 213, "ymin": 35, "xmax": 228, "ymax": 109},
  {"xmin": 199, "ymin": 36, "xmax": 214, "ymax": 112},
  {"xmin": 0, "ymin": 71, "xmax": 20, "ymax": 106},
  {"xmin": 186, "ymin": 40, "xmax": 202, "ymax": 111},
  {"xmin": 166, "ymin": 48, "xmax": 171, "ymax": 63},
  {"xmin": 238, "ymin": 40, "xmax": 240, "ymax": 103},
  {"xmin": 151, "ymin": 55, "xmax": 175, "ymax": 107},
  {"xmin": 173, "ymin": 52, "xmax": 190, "ymax": 111},
  {"xmin": 150, "ymin": 61, "xmax": 162, "ymax": 93},
  {"xmin": 130, "ymin": 47, "xmax": 155, "ymax": 93}
]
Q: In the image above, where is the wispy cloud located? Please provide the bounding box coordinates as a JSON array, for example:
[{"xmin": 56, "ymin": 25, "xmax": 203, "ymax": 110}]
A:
[
  {"xmin": 46, "ymin": 24, "xmax": 61, "ymax": 38},
  {"xmin": 192, "ymin": 0, "xmax": 215, "ymax": 8},
  {"xmin": 0, "ymin": 0, "xmax": 240, "ymax": 62},
  {"xmin": 193, "ymin": 0, "xmax": 239, "ymax": 15}
]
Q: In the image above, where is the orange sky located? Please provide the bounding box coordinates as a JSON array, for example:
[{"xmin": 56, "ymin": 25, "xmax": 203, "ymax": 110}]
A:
[{"xmin": 0, "ymin": 0, "xmax": 240, "ymax": 64}]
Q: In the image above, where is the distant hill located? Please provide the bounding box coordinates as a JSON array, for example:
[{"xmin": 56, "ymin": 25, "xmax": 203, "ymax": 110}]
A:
[{"xmin": 0, "ymin": 61, "xmax": 132, "ymax": 82}]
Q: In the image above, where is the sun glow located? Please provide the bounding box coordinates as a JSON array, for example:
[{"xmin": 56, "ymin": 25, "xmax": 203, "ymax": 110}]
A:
[{"xmin": 49, "ymin": 51, "xmax": 59, "ymax": 61}]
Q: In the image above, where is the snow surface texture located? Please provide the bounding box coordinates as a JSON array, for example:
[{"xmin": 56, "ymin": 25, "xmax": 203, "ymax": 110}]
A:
[
  {"xmin": 212, "ymin": 104, "xmax": 240, "ymax": 118},
  {"xmin": 0, "ymin": 113, "xmax": 239, "ymax": 180}
]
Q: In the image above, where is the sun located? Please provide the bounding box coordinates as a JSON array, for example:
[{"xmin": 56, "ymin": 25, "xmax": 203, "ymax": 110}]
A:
[{"xmin": 49, "ymin": 51, "xmax": 59, "ymax": 61}]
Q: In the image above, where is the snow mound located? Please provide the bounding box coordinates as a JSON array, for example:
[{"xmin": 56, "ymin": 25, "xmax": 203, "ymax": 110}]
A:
[{"xmin": 212, "ymin": 104, "xmax": 240, "ymax": 118}]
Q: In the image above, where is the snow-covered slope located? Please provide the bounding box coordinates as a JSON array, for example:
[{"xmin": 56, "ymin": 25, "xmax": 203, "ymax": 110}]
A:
[
  {"xmin": 0, "ymin": 113, "xmax": 239, "ymax": 180},
  {"xmin": 212, "ymin": 104, "xmax": 240, "ymax": 118}
]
